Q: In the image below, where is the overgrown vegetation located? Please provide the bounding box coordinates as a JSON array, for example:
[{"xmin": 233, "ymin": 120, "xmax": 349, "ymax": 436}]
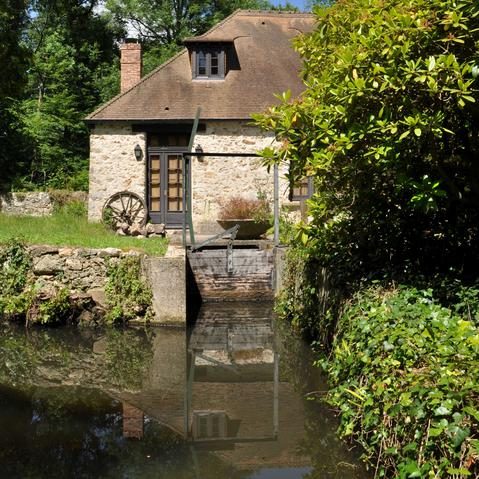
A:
[
  {"xmin": 0, "ymin": 239, "xmax": 33, "ymax": 321},
  {"xmin": 324, "ymin": 286, "xmax": 479, "ymax": 478},
  {"xmin": 0, "ymin": 239, "xmax": 71, "ymax": 324},
  {"xmin": 257, "ymin": 0, "xmax": 479, "ymax": 476},
  {"xmin": 105, "ymin": 256, "xmax": 153, "ymax": 324},
  {"xmin": 256, "ymin": 0, "xmax": 479, "ymax": 286}
]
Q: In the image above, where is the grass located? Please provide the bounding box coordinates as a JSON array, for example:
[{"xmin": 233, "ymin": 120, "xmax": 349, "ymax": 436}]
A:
[{"xmin": 0, "ymin": 203, "xmax": 168, "ymax": 256}]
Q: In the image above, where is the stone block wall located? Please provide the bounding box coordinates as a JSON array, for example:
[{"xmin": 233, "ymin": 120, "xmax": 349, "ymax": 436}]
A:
[
  {"xmin": 0, "ymin": 191, "xmax": 88, "ymax": 217},
  {"xmin": 192, "ymin": 120, "xmax": 293, "ymax": 233},
  {"xmin": 0, "ymin": 192, "xmax": 53, "ymax": 216},
  {"xmin": 29, "ymin": 244, "xmax": 138, "ymax": 293},
  {"xmin": 29, "ymin": 244, "xmax": 187, "ymax": 325},
  {"xmin": 88, "ymin": 123, "xmax": 146, "ymax": 222}
]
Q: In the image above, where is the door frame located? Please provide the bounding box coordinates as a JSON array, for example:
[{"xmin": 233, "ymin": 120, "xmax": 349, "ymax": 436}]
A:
[{"xmin": 147, "ymin": 147, "xmax": 190, "ymax": 228}]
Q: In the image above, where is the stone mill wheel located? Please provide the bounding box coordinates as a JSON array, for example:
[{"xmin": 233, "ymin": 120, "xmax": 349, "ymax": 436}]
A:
[{"xmin": 102, "ymin": 191, "xmax": 148, "ymax": 228}]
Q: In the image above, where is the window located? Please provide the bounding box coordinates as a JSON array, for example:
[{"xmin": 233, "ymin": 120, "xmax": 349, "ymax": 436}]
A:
[
  {"xmin": 192, "ymin": 411, "xmax": 227, "ymax": 439},
  {"xmin": 193, "ymin": 48, "xmax": 225, "ymax": 79},
  {"xmin": 290, "ymin": 177, "xmax": 314, "ymax": 201}
]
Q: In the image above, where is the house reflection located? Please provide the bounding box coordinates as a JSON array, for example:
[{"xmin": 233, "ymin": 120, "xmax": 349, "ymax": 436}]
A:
[
  {"xmin": 185, "ymin": 302, "xmax": 310, "ymax": 470},
  {"xmin": 114, "ymin": 302, "xmax": 310, "ymax": 471}
]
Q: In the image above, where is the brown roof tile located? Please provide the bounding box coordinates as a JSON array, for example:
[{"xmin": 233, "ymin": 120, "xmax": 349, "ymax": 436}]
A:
[{"xmin": 87, "ymin": 10, "xmax": 316, "ymax": 122}]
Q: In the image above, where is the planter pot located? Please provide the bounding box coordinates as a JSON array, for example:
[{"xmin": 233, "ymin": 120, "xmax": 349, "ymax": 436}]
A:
[{"xmin": 217, "ymin": 219, "xmax": 271, "ymax": 240}]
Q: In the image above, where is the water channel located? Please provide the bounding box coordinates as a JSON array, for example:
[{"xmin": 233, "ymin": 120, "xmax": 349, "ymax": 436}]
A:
[{"xmin": 0, "ymin": 302, "xmax": 369, "ymax": 478}]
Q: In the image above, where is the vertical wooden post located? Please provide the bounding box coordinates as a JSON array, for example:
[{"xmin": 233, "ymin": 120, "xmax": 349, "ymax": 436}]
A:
[
  {"xmin": 182, "ymin": 155, "xmax": 187, "ymax": 248},
  {"xmin": 273, "ymin": 164, "xmax": 280, "ymax": 246},
  {"xmin": 186, "ymin": 107, "xmax": 201, "ymax": 246},
  {"xmin": 273, "ymin": 351, "xmax": 279, "ymax": 438}
]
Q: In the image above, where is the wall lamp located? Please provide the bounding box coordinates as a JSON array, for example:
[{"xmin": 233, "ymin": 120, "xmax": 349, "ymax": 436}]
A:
[
  {"xmin": 195, "ymin": 144, "xmax": 204, "ymax": 161},
  {"xmin": 134, "ymin": 144, "xmax": 143, "ymax": 161}
]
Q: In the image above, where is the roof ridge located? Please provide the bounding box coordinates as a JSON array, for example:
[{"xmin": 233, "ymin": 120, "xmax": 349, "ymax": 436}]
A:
[
  {"xmin": 186, "ymin": 8, "xmax": 242, "ymax": 41},
  {"xmin": 86, "ymin": 48, "xmax": 188, "ymax": 120},
  {"xmin": 189, "ymin": 10, "xmax": 314, "ymax": 40},
  {"xmin": 237, "ymin": 10, "xmax": 314, "ymax": 16}
]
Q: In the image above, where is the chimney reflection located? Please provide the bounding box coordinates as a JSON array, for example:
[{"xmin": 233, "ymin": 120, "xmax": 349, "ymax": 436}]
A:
[{"xmin": 122, "ymin": 402, "xmax": 144, "ymax": 439}]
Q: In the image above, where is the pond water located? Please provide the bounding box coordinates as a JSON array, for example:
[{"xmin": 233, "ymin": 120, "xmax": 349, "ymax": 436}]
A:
[{"xmin": 0, "ymin": 302, "xmax": 369, "ymax": 479}]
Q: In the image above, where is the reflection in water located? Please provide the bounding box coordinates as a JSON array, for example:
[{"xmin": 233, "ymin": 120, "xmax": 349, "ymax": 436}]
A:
[{"xmin": 0, "ymin": 304, "xmax": 369, "ymax": 478}]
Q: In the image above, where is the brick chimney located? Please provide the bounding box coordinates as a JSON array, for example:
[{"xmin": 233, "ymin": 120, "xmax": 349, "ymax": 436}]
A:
[{"xmin": 120, "ymin": 41, "xmax": 142, "ymax": 93}]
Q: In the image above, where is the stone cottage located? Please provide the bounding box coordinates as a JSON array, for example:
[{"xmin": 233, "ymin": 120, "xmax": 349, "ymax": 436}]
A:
[{"xmin": 86, "ymin": 10, "xmax": 315, "ymax": 234}]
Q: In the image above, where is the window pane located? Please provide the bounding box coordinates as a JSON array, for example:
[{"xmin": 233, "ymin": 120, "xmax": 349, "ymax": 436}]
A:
[
  {"xmin": 211, "ymin": 52, "xmax": 219, "ymax": 75},
  {"xmin": 197, "ymin": 51, "xmax": 206, "ymax": 75},
  {"xmin": 151, "ymin": 158, "xmax": 160, "ymax": 171},
  {"xmin": 168, "ymin": 156, "xmax": 180, "ymax": 169},
  {"xmin": 292, "ymin": 177, "xmax": 312, "ymax": 200},
  {"xmin": 151, "ymin": 199, "xmax": 160, "ymax": 211}
]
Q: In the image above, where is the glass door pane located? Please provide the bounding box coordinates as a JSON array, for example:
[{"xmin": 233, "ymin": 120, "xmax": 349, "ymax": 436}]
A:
[
  {"xmin": 167, "ymin": 154, "xmax": 183, "ymax": 212},
  {"xmin": 149, "ymin": 154, "xmax": 161, "ymax": 212}
]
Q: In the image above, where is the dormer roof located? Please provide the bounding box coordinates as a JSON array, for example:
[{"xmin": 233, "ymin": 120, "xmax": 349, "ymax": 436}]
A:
[{"xmin": 86, "ymin": 10, "xmax": 316, "ymax": 122}]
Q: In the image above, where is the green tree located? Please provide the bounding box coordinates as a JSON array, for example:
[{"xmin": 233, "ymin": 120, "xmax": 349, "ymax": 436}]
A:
[
  {"xmin": 255, "ymin": 0, "xmax": 479, "ymax": 285},
  {"xmin": 16, "ymin": 0, "xmax": 124, "ymax": 189},
  {"xmin": 0, "ymin": 0, "xmax": 30, "ymax": 189}
]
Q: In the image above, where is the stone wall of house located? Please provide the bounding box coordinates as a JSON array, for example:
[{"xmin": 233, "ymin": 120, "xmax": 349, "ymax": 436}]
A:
[
  {"xmin": 192, "ymin": 120, "xmax": 294, "ymax": 234},
  {"xmin": 88, "ymin": 123, "xmax": 146, "ymax": 222},
  {"xmin": 87, "ymin": 120, "xmax": 299, "ymax": 233},
  {"xmin": 0, "ymin": 192, "xmax": 53, "ymax": 216}
]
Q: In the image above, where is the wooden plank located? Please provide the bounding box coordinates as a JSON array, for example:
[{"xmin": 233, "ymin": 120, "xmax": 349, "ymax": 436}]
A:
[
  {"xmin": 188, "ymin": 250, "xmax": 273, "ymax": 260},
  {"xmin": 188, "ymin": 255, "xmax": 273, "ymax": 267},
  {"xmin": 187, "ymin": 247, "xmax": 274, "ymax": 301}
]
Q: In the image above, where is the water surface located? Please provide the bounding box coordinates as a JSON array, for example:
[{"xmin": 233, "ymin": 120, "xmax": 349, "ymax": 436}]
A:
[{"xmin": 0, "ymin": 302, "xmax": 368, "ymax": 478}]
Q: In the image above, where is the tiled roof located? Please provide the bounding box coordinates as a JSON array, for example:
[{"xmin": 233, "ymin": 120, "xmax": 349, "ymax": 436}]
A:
[{"xmin": 86, "ymin": 10, "xmax": 316, "ymax": 122}]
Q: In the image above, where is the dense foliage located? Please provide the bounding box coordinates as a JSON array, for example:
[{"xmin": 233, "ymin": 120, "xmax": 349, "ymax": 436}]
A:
[
  {"xmin": 0, "ymin": 0, "xmax": 299, "ymax": 191},
  {"xmin": 325, "ymin": 286, "xmax": 479, "ymax": 478},
  {"xmin": 258, "ymin": 1, "xmax": 479, "ymax": 476},
  {"xmin": 105, "ymin": 256, "xmax": 153, "ymax": 323},
  {"xmin": 0, "ymin": 239, "xmax": 33, "ymax": 319},
  {"xmin": 256, "ymin": 0, "xmax": 479, "ymax": 285}
]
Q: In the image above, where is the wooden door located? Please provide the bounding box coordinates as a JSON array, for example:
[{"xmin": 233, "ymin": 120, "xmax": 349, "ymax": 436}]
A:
[{"xmin": 148, "ymin": 151, "xmax": 186, "ymax": 227}]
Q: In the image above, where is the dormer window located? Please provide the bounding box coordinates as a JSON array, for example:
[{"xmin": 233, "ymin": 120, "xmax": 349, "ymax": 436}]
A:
[
  {"xmin": 184, "ymin": 38, "xmax": 234, "ymax": 80},
  {"xmin": 192, "ymin": 46, "xmax": 225, "ymax": 79}
]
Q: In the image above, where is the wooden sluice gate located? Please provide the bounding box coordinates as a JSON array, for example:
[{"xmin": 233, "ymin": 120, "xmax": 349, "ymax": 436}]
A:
[{"xmin": 186, "ymin": 239, "xmax": 275, "ymax": 302}]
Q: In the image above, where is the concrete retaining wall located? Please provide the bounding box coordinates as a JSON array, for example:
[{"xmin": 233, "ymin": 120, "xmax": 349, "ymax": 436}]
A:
[{"xmin": 142, "ymin": 245, "xmax": 186, "ymax": 325}]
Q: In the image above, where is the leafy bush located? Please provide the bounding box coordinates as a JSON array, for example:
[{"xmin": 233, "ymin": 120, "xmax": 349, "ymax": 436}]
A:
[
  {"xmin": 276, "ymin": 245, "xmax": 341, "ymax": 346},
  {"xmin": 27, "ymin": 287, "xmax": 72, "ymax": 325},
  {"xmin": 0, "ymin": 239, "xmax": 33, "ymax": 319},
  {"xmin": 0, "ymin": 238, "xmax": 31, "ymax": 297},
  {"xmin": 255, "ymin": 0, "xmax": 479, "ymax": 285},
  {"xmin": 105, "ymin": 256, "xmax": 153, "ymax": 323},
  {"xmin": 324, "ymin": 286, "xmax": 479, "ymax": 478}
]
